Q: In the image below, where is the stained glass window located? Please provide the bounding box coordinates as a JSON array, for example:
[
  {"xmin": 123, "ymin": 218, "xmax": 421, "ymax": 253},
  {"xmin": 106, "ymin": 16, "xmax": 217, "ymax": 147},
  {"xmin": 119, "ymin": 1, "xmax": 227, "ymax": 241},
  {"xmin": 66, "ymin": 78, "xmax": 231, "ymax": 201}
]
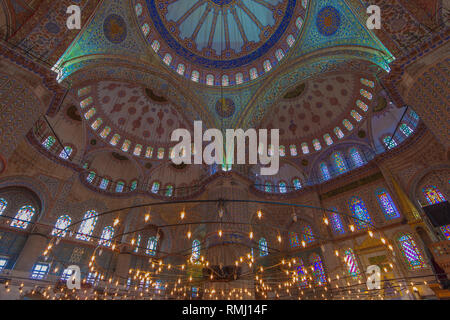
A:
[
  {"xmin": 110, "ymin": 134, "xmax": 121, "ymax": 146},
  {"xmin": 235, "ymin": 73, "xmax": 244, "ymax": 85},
  {"xmin": 145, "ymin": 147, "xmax": 154, "ymax": 158},
  {"xmin": 42, "ymin": 136, "xmax": 56, "ymax": 150},
  {"xmin": 146, "ymin": 236, "xmax": 158, "ymax": 256},
  {"xmin": 122, "ymin": 140, "xmax": 131, "ymax": 152},
  {"xmin": 135, "ymin": 3, "xmax": 142, "ymax": 16},
  {"xmin": 279, "ymin": 145, "xmax": 285, "ymax": 157},
  {"xmin": 383, "ymin": 136, "xmax": 397, "ymax": 149},
  {"xmin": 279, "ymin": 181, "xmax": 287, "ymax": 193},
  {"xmin": 289, "ymin": 232, "xmax": 299, "ymax": 247},
  {"xmin": 76, "ymin": 210, "xmax": 98, "ymax": 241},
  {"xmin": 343, "ymin": 119, "xmax": 354, "ymax": 131},
  {"xmin": 360, "ymin": 89, "xmax": 373, "ymax": 100},
  {"xmin": 320, "ymin": 162, "xmax": 330, "ymax": 181},
  {"xmin": 165, "ymin": 185, "xmax": 173, "ymax": 197},
  {"xmin": 287, "ymin": 34, "xmax": 295, "ymax": 47},
  {"xmin": 324, "ymin": 134, "xmax": 333, "ymax": 146},
  {"xmin": 409, "ymin": 110, "xmax": 419, "ymax": 120},
  {"xmin": 151, "ymin": 182, "xmax": 160, "ymax": 194},
  {"xmin": 329, "ymin": 207, "xmax": 345, "ymax": 235},
  {"xmin": 130, "ymin": 180, "xmax": 138, "ymax": 191},
  {"xmin": 206, "ymin": 74, "xmax": 214, "ymax": 86},
  {"xmin": 376, "ymin": 189, "xmax": 400, "ymax": 220},
  {"xmin": 263, "ymin": 60, "xmax": 272, "ymax": 72},
  {"xmin": 302, "ymin": 225, "xmax": 315, "ymax": 243},
  {"xmin": 99, "ymin": 178, "xmax": 109, "ymax": 190},
  {"xmin": 334, "ymin": 127, "xmax": 344, "ymax": 139},
  {"xmin": 163, "ymin": 53, "xmax": 172, "ymax": 66},
  {"xmin": 351, "ymin": 110, "xmax": 362, "ymax": 122},
  {"xmin": 141, "ymin": 23, "xmax": 150, "ymax": 36},
  {"xmin": 52, "ymin": 215, "xmax": 72, "ymax": 237},
  {"xmin": 249, "ymin": 68, "xmax": 258, "ymax": 80},
  {"xmin": 86, "ymin": 171, "xmax": 96, "ymax": 183},
  {"xmin": 176, "ymin": 64, "xmax": 185, "ymax": 76},
  {"xmin": 349, "ymin": 197, "xmax": 372, "ymax": 230},
  {"xmin": 356, "ymin": 100, "xmax": 368, "ymax": 112},
  {"xmin": 191, "ymin": 70, "xmax": 200, "ymax": 82},
  {"xmin": 349, "ymin": 148, "xmax": 364, "ymax": 167},
  {"xmin": 80, "ymin": 97, "xmax": 93, "ymax": 109},
  {"xmin": 440, "ymin": 225, "xmax": 450, "ymax": 240},
  {"xmin": 399, "ymin": 123, "xmax": 413, "ymax": 137},
  {"xmin": 192, "ymin": 240, "xmax": 200, "ymax": 260},
  {"xmin": 333, "ymin": 152, "xmax": 347, "ymax": 173},
  {"xmin": 275, "ymin": 49, "xmax": 285, "ymax": 61},
  {"xmin": 31, "ymin": 263, "xmax": 49, "ymax": 280},
  {"xmin": 310, "ymin": 254, "xmax": 327, "ymax": 286},
  {"xmin": 10, "ymin": 205, "xmax": 36, "ymax": 229},
  {"xmin": 290, "ymin": 145, "xmax": 297, "ymax": 156},
  {"xmin": 134, "ymin": 234, "xmax": 141, "ymax": 253},
  {"xmin": 116, "ymin": 181, "xmax": 124, "ymax": 193},
  {"xmin": 296, "ymin": 16, "xmax": 303, "ymax": 29},
  {"xmin": 151, "ymin": 40, "xmax": 160, "ymax": 52},
  {"xmin": 360, "ymin": 78, "xmax": 375, "ymax": 88},
  {"xmin": 423, "ymin": 185, "xmax": 446, "ymax": 204},
  {"xmin": 84, "ymin": 108, "xmax": 96, "ymax": 120},
  {"xmin": 301, "ymin": 143, "xmax": 309, "ymax": 154},
  {"xmin": 293, "ymin": 178, "xmax": 302, "ymax": 190},
  {"xmin": 264, "ymin": 182, "xmax": 273, "ymax": 193},
  {"xmin": 313, "ymin": 139, "xmax": 321, "ymax": 151},
  {"xmin": 344, "ymin": 248, "xmax": 361, "ymax": 279},
  {"xmin": 99, "ymin": 226, "xmax": 114, "ymax": 247},
  {"xmin": 59, "ymin": 146, "xmax": 73, "ymax": 159},
  {"xmin": 0, "ymin": 198, "xmax": 7, "ymax": 215},
  {"xmin": 91, "ymin": 118, "xmax": 103, "ymax": 130},
  {"xmin": 222, "ymin": 75, "xmax": 229, "ymax": 87},
  {"xmin": 133, "ymin": 144, "xmax": 142, "ymax": 156},
  {"xmin": 157, "ymin": 148, "xmax": 165, "ymax": 159},
  {"xmin": 259, "ymin": 238, "xmax": 268, "ymax": 256},
  {"xmin": 301, "ymin": 0, "xmax": 308, "ymax": 9},
  {"xmin": 398, "ymin": 234, "xmax": 425, "ymax": 270},
  {"xmin": 296, "ymin": 259, "xmax": 308, "ymax": 288},
  {"xmin": 78, "ymin": 86, "xmax": 91, "ymax": 97}
]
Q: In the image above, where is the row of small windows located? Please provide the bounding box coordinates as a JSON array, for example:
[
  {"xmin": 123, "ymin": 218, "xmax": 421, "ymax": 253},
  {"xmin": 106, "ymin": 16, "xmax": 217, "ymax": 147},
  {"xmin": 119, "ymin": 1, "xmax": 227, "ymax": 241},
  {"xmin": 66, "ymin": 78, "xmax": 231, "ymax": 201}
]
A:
[
  {"xmin": 41, "ymin": 136, "xmax": 74, "ymax": 160},
  {"xmin": 262, "ymin": 178, "xmax": 302, "ymax": 193},
  {"xmin": 382, "ymin": 123, "xmax": 415, "ymax": 150},
  {"xmin": 319, "ymin": 148, "xmax": 367, "ymax": 181}
]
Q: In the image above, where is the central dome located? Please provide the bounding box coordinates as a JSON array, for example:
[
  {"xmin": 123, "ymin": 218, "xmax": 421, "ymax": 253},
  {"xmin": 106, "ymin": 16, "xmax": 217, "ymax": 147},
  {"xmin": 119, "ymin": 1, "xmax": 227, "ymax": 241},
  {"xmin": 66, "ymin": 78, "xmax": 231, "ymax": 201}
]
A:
[{"xmin": 135, "ymin": 0, "xmax": 308, "ymax": 86}]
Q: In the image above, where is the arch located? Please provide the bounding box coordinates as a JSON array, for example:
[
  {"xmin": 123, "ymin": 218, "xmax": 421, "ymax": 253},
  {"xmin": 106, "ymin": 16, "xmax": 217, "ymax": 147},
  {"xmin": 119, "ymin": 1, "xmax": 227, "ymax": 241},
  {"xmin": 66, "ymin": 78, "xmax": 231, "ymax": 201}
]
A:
[
  {"xmin": 146, "ymin": 236, "xmax": 158, "ymax": 256},
  {"xmin": 259, "ymin": 238, "xmax": 268, "ymax": 256},
  {"xmin": 99, "ymin": 226, "xmax": 115, "ymax": 247},
  {"xmin": 397, "ymin": 233, "xmax": 425, "ymax": 270},
  {"xmin": 310, "ymin": 253, "xmax": 327, "ymax": 286},
  {"xmin": 10, "ymin": 205, "xmax": 36, "ymax": 229},
  {"xmin": 192, "ymin": 239, "xmax": 200, "ymax": 260},
  {"xmin": 349, "ymin": 147, "xmax": 364, "ymax": 167},
  {"xmin": 76, "ymin": 210, "xmax": 98, "ymax": 241},
  {"xmin": 349, "ymin": 196, "xmax": 372, "ymax": 230},
  {"xmin": 289, "ymin": 232, "xmax": 299, "ymax": 247},
  {"xmin": 320, "ymin": 162, "xmax": 330, "ymax": 181},
  {"xmin": 376, "ymin": 188, "xmax": 400, "ymax": 220},
  {"xmin": 332, "ymin": 152, "xmax": 347, "ymax": 174},
  {"xmin": 302, "ymin": 225, "xmax": 315, "ymax": 243},
  {"xmin": 328, "ymin": 207, "xmax": 345, "ymax": 235},
  {"xmin": 422, "ymin": 185, "xmax": 446, "ymax": 205},
  {"xmin": 343, "ymin": 248, "xmax": 361, "ymax": 279},
  {"xmin": 0, "ymin": 198, "xmax": 7, "ymax": 215}
]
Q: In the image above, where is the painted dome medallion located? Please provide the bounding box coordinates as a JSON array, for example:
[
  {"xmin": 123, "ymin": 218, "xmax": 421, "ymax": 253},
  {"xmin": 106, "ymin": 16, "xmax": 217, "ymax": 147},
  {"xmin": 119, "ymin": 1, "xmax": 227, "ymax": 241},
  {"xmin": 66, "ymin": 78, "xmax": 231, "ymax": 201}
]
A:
[{"xmin": 134, "ymin": 0, "xmax": 309, "ymax": 86}]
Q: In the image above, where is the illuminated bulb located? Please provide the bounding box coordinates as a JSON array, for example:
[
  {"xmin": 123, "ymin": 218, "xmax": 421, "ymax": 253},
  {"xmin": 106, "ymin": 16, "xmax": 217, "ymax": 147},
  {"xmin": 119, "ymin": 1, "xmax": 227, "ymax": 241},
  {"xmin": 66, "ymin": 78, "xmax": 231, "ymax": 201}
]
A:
[
  {"xmin": 113, "ymin": 218, "xmax": 120, "ymax": 226},
  {"xmin": 368, "ymin": 230, "xmax": 374, "ymax": 238},
  {"xmin": 301, "ymin": 241, "xmax": 306, "ymax": 247},
  {"xmin": 257, "ymin": 210, "xmax": 262, "ymax": 219},
  {"xmin": 323, "ymin": 217, "xmax": 329, "ymax": 225},
  {"xmin": 180, "ymin": 211, "xmax": 185, "ymax": 220},
  {"xmin": 131, "ymin": 238, "xmax": 135, "ymax": 245},
  {"xmin": 277, "ymin": 235, "xmax": 282, "ymax": 243},
  {"xmin": 187, "ymin": 231, "xmax": 191, "ymax": 239},
  {"xmin": 381, "ymin": 238, "xmax": 386, "ymax": 244},
  {"xmin": 145, "ymin": 214, "xmax": 150, "ymax": 222},
  {"xmin": 349, "ymin": 225, "xmax": 355, "ymax": 232},
  {"xmin": 388, "ymin": 244, "xmax": 393, "ymax": 251},
  {"xmin": 249, "ymin": 231, "xmax": 253, "ymax": 239},
  {"xmin": 335, "ymin": 250, "xmax": 339, "ymax": 256},
  {"xmin": 218, "ymin": 230, "xmax": 222, "ymax": 237}
]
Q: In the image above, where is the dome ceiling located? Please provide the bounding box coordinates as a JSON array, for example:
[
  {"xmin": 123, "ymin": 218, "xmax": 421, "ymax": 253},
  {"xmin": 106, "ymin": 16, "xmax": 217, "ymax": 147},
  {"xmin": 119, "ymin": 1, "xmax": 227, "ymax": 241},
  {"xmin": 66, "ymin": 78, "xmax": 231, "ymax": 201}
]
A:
[
  {"xmin": 76, "ymin": 80, "xmax": 194, "ymax": 158},
  {"xmin": 259, "ymin": 73, "xmax": 376, "ymax": 154},
  {"xmin": 134, "ymin": 0, "xmax": 309, "ymax": 86}
]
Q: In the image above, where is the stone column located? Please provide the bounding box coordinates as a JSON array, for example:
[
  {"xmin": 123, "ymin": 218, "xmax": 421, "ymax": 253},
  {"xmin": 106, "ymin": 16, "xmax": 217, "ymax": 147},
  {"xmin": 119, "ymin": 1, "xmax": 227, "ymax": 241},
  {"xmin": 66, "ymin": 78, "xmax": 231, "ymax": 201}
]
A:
[
  {"xmin": 13, "ymin": 233, "xmax": 48, "ymax": 272},
  {"xmin": 114, "ymin": 245, "xmax": 132, "ymax": 280}
]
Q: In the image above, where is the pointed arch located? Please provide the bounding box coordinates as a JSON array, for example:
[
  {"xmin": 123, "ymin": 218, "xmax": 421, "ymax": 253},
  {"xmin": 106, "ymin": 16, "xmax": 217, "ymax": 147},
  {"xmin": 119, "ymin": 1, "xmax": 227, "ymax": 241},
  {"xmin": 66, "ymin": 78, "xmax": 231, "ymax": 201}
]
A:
[
  {"xmin": 76, "ymin": 210, "xmax": 98, "ymax": 241},
  {"xmin": 259, "ymin": 238, "xmax": 268, "ymax": 256},
  {"xmin": 52, "ymin": 215, "xmax": 72, "ymax": 237},
  {"xmin": 99, "ymin": 226, "xmax": 115, "ymax": 247},
  {"xmin": 10, "ymin": 205, "xmax": 36, "ymax": 229},
  {"xmin": 349, "ymin": 197, "xmax": 372, "ymax": 230}
]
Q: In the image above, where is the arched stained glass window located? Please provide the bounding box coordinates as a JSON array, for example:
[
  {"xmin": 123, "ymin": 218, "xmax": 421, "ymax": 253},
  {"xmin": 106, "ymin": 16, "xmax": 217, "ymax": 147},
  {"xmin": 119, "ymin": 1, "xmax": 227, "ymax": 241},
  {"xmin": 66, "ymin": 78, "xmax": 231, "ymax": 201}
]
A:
[
  {"xmin": 398, "ymin": 234, "xmax": 425, "ymax": 270},
  {"xmin": 351, "ymin": 110, "xmax": 362, "ymax": 122},
  {"xmin": 320, "ymin": 162, "xmax": 330, "ymax": 181},
  {"xmin": 42, "ymin": 136, "xmax": 56, "ymax": 150},
  {"xmin": 130, "ymin": 180, "xmax": 138, "ymax": 191},
  {"xmin": 349, "ymin": 148, "xmax": 364, "ymax": 167},
  {"xmin": 279, "ymin": 145, "xmax": 285, "ymax": 157},
  {"xmin": 289, "ymin": 232, "xmax": 299, "ymax": 247},
  {"xmin": 10, "ymin": 205, "xmax": 36, "ymax": 229},
  {"xmin": 191, "ymin": 70, "xmax": 199, "ymax": 82},
  {"xmin": 99, "ymin": 226, "xmax": 114, "ymax": 247},
  {"xmin": 292, "ymin": 178, "xmax": 302, "ymax": 190},
  {"xmin": 151, "ymin": 182, "xmax": 160, "ymax": 194},
  {"xmin": 145, "ymin": 147, "xmax": 154, "ymax": 158},
  {"xmin": 290, "ymin": 145, "xmax": 297, "ymax": 156},
  {"xmin": 235, "ymin": 73, "xmax": 244, "ymax": 85},
  {"xmin": 249, "ymin": 68, "xmax": 258, "ymax": 80},
  {"xmin": 86, "ymin": 171, "xmax": 96, "ymax": 183},
  {"xmin": 344, "ymin": 248, "xmax": 361, "ymax": 279},
  {"xmin": 146, "ymin": 236, "xmax": 158, "ymax": 256},
  {"xmin": 76, "ymin": 210, "xmax": 98, "ymax": 241},
  {"xmin": 99, "ymin": 178, "xmax": 109, "ymax": 190},
  {"xmin": 110, "ymin": 134, "xmax": 121, "ymax": 146},
  {"xmin": 141, "ymin": 23, "xmax": 150, "ymax": 36},
  {"xmin": 332, "ymin": 152, "xmax": 347, "ymax": 173},
  {"xmin": 383, "ymin": 136, "xmax": 397, "ymax": 149},
  {"xmin": 165, "ymin": 185, "xmax": 174, "ymax": 197},
  {"xmin": 134, "ymin": 144, "xmax": 143, "ymax": 156},
  {"xmin": 360, "ymin": 78, "xmax": 375, "ymax": 88},
  {"xmin": 84, "ymin": 108, "xmax": 96, "ymax": 120},
  {"xmin": 302, "ymin": 225, "xmax": 315, "ymax": 243},
  {"xmin": 52, "ymin": 215, "xmax": 72, "ymax": 237},
  {"xmin": 163, "ymin": 53, "xmax": 172, "ymax": 65},
  {"xmin": 279, "ymin": 181, "xmax": 287, "ymax": 193},
  {"xmin": 116, "ymin": 181, "xmax": 125, "ymax": 193},
  {"xmin": 296, "ymin": 259, "xmax": 308, "ymax": 288},
  {"xmin": 343, "ymin": 119, "xmax": 353, "ymax": 131},
  {"xmin": 151, "ymin": 40, "xmax": 160, "ymax": 52},
  {"xmin": 59, "ymin": 146, "xmax": 73, "ymax": 159},
  {"xmin": 301, "ymin": 143, "xmax": 309, "ymax": 154},
  {"xmin": 263, "ymin": 60, "xmax": 272, "ymax": 72},
  {"xmin": 121, "ymin": 140, "xmax": 131, "ymax": 152},
  {"xmin": 312, "ymin": 139, "xmax": 321, "ymax": 151},
  {"xmin": 192, "ymin": 240, "xmax": 200, "ymax": 260},
  {"xmin": 356, "ymin": 100, "xmax": 368, "ymax": 112},
  {"xmin": 349, "ymin": 197, "xmax": 372, "ymax": 230},
  {"xmin": 157, "ymin": 148, "xmax": 165, "ymax": 159},
  {"xmin": 264, "ymin": 182, "xmax": 273, "ymax": 193},
  {"xmin": 91, "ymin": 118, "xmax": 102, "ymax": 130},
  {"xmin": 296, "ymin": 16, "xmax": 303, "ymax": 29},
  {"xmin": 310, "ymin": 254, "xmax": 327, "ymax": 286},
  {"xmin": 399, "ymin": 123, "xmax": 413, "ymax": 137},
  {"xmin": 222, "ymin": 75, "xmax": 229, "ymax": 87},
  {"xmin": 440, "ymin": 225, "xmax": 450, "ymax": 240},
  {"xmin": 324, "ymin": 134, "xmax": 333, "ymax": 146},
  {"xmin": 0, "ymin": 198, "xmax": 7, "ymax": 215},
  {"xmin": 334, "ymin": 127, "xmax": 344, "ymax": 139},
  {"xmin": 80, "ymin": 97, "xmax": 93, "ymax": 108},
  {"xmin": 329, "ymin": 207, "xmax": 345, "ymax": 235},
  {"xmin": 423, "ymin": 185, "xmax": 446, "ymax": 204},
  {"xmin": 134, "ymin": 234, "xmax": 141, "ymax": 253},
  {"xmin": 259, "ymin": 238, "xmax": 268, "ymax": 256},
  {"xmin": 176, "ymin": 64, "xmax": 185, "ymax": 76},
  {"xmin": 376, "ymin": 189, "xmax": 400, "ymax": 220},
  {"xmin": 135, "ymin": 3, "xmax": 142, "ymax": 16},
  {"xmin": 286, "ymin": 34, "xmax": 295, "ymax": 47},
  {"xmin": 360, "ymin": 89, "xmax": 373, "ymax": 100},
  {"xmin": 206, "ymin": 74, "xmax": 215, "ymax": 86},
  {"xmin": 275, "ymin": 49, "xmax": 284, "ymax": 61}
]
